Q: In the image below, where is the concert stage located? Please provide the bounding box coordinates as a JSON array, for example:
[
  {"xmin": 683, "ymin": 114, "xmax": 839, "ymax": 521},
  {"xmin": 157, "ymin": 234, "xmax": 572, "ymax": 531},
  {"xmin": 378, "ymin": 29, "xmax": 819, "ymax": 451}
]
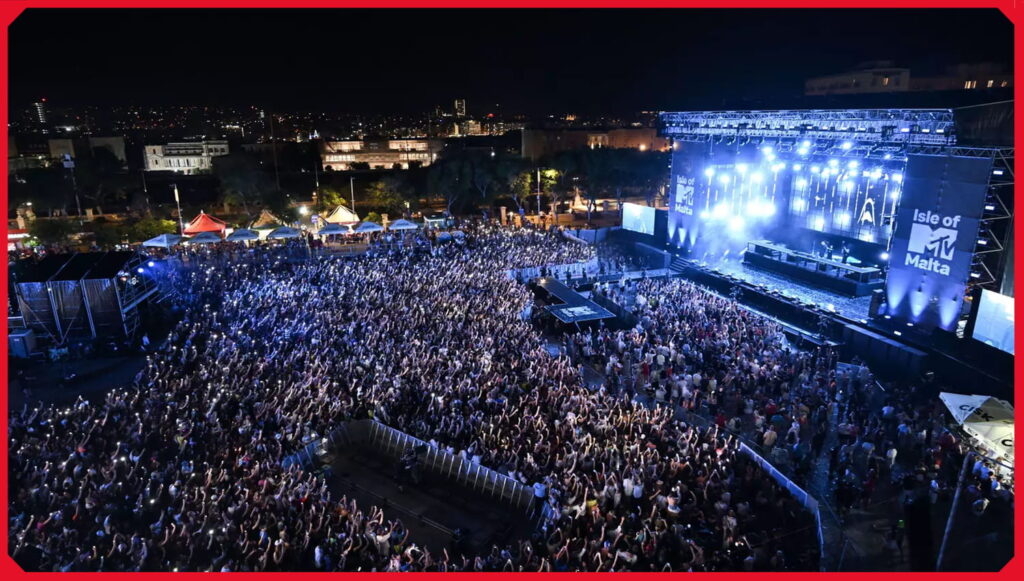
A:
[
  {"xmin": 743, "ymin": 240, "xmax": 884, "ymax": 297},
  {"xmin": 532, "ymin": 277, "xmax": 615, "ymax": 324}
]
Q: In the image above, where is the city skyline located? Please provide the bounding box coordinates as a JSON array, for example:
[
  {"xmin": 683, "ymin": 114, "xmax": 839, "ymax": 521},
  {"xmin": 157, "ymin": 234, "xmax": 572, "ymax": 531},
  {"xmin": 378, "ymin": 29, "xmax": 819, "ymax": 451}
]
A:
[{"xmin": 9, "ymin": 8, "xmax": 1013, "ymax": 114}]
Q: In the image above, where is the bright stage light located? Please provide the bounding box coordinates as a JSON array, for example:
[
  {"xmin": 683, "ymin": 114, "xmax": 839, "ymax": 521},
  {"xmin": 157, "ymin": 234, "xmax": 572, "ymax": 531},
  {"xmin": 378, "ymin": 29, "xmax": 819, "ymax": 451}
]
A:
[
  {"xmin": 797, "ymin": 147, "xmax": 809, "ymax": 156},
  {"xmin": 836, "ymin": 212, "xmax": 851, "ymax": 226},
  {"xmin": 880, "ymin": 252, "xmax": 890, "ymax": 261},
  {"xmin": 729, "ymin": 215, "xmax": 745, "ymax": 230},
  {"xmin": 761, "ymin": 145, "xmax": 773, "ymax": 154},
  {"xmin": 712, "ymin": 203, "xmax": 729, "ymax": 219},
  {"xmin": 890, "ymin": 188, "xmax": 901, "ymax": 200},
  {"xmin": 704, "ymin": 167, "xmax": 715, "ymax": 178},
  {"xmin": 750, "ymin": 171, "xmax": 764, "ymax": 184},
  {"xmin": 883, "ymin": 153, "xmax": 893, "ymax": 160},
  {"xmin": 891, "ymin": 173, "xmax": 903, "ymax": 183},
  {"xmin": 810, "ymin": 165, "xmax": 820, "ymax": 174},
  {"xmin": 802, "ymin": 140, "xmax": 811, "ymax": 148},
  {"xmin": 718, "ymin": 174, "xmax": 731, "ymax": 185},
  {"xmin": 147, "ymin": 261, "xmax": 155, "ymax": 267},
  {"xmin": 793, "ymin": 164, "xmax": 803, "ymax": 171},
  {"xmin": 137, "ymin": 267, "xmax": 145, "ymax": 274},
  {"xmin": 795, "ymin": 178, "xmax": 808, "ymax": 190},
  {"xmin": 841, "ymin": 180, "xmax": 855, "ymax": 192},
  {"xmin": 828, "ymin": 159, "xmax": 839, "ymax": 167},
  {"xmin": 700, "ymin": 210, "xmax": 710, "ymax": 220},
  {"xmin": 793, "ymin": 197, "xmax": 807, "ymax": 212},
  {"xmin": 772, "ymin": 163, "xmax": 785, "ymax": 172},
  {"xmin": 871, "ymin": 168, "xmax": 883, "ymax": 179},
  {"xmin": 841, "ymin": 141, "xmax": 853, "ymax": 150},
  {"xmin": 736, "ymin": 163, "xmax": 748, "ymax": 174},
  {"xmin": 847, "ymin": 160, "xmax": 859, "ymax": 169},
  {"xmin": 814, "ymin": 216, "xmax": 826, "ymax": 230}
]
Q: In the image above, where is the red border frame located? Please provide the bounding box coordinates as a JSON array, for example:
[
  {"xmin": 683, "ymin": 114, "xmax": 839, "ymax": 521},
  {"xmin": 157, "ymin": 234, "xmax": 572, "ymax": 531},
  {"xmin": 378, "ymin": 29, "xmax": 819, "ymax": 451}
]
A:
[{"xmin": 0, "ymin": 0, "xmax": 1019, "ymax": 577}]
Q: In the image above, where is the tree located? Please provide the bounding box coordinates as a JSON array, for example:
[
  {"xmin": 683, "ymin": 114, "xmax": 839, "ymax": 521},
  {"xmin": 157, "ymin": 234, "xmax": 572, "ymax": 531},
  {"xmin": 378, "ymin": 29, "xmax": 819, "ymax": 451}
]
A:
[
  {"xmin": 29, "ymin": 219, "xmax": 76, "ymax": 245},
  {"xmin": 366, "ymin": 175, "xmax": 411, "ymax": 216},
  {"xmin": 317, "ymin": 185, "xmax": 350, "ymax": 212},
  {"xmin": 365, "ymin": 211, "xmax": 383, "ymax": 224},
  {"xmin": 427, "ymin": 158, "xmax": 472, "ymax": 215},
  {"xmin": 127, "ymin": 216, "xmax": 179, "ymax": 242},
  {"xmin": 213, "ymin": 153, "xmax": 274, "ymax": 218}
]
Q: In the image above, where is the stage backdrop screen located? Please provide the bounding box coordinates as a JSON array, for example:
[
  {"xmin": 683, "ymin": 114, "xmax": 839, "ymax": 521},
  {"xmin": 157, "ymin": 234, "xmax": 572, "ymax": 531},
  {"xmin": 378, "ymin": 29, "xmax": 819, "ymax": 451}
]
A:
[
  {"xmin": 622, "ymin": 202, "xmax": 656, "ymax": 235},
  {"xmin": 883, "ymin": 154, "xmax": 993, "ymax": 331},
  {"xmin": 973, "ymin": 289, "xmax": 1014, "ymax": 354}
]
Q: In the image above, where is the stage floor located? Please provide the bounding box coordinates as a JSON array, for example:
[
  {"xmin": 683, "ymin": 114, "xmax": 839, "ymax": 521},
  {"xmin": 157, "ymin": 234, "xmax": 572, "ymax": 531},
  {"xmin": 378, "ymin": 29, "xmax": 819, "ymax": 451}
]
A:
[{"xmin": 705, "ymin": 256, "xmax": 873, "ymax": 321}]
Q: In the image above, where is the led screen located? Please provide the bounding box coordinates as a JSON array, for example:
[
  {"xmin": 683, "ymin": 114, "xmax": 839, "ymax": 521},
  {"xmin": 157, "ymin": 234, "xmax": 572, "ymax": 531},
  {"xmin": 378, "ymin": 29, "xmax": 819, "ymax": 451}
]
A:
[
  {"xmin": 622, "ymin": 202, "xmax": 656, "ymax": 235},
  {"xmin": 973, "ymin": 289, "xmax": 1014, "ymax": 354}
]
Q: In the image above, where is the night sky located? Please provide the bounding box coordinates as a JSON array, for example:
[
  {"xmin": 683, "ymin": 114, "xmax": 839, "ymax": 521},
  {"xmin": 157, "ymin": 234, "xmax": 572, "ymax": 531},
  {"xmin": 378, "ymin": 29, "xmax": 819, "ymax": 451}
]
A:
[{"xmin": 9, "ymin": 8, "xmax": 1014, "ymax": 114}]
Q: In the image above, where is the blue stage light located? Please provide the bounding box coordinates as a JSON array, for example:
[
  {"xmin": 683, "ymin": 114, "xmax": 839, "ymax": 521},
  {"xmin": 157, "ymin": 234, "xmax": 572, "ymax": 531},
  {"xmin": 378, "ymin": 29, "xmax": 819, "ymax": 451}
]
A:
[
  {"xmin": 704, "ymin": 167, "xmax": 715, "ymax": 178},
  {"xmin": 841, "ymin": 141, "xmax": 853, "ymax": 150},
  {"xmin": 871, "ymin": 168, "xmax": 883, "ymax": 179},
  {"xmin": 736, "ymin": 163, "xmax": 748, "ymax": 174},
  {"xmin": 797, "ymin": 147, "xmax": 809, "ymax": 156},
  {"xmin": 828, "ymin": 159, "xmax": 839, "ymax": 167},
  {"xmin": 761, "ymin": 145, "xmax": 773, "ymax": 155},
  {"xmin": 836, "ymin": 212, "xmax": 851, "ymax": 227},
  {"xmin": 847, "ymin": 160, "xmax": 859, "ymax": 169},
  {"xmin": 792, "ymin": 164, "xmax": 803, "ymax": 171},
  {"xmin": 718, "ymin": 174, "xmax": 731, "ymax": 185},
  {"xmin": 802, "ymin": 140, "xmax": 811, "ymax": 148},
  {"xmin": 700, "ymin": 210, "xmax": 710, "ymax": 220},
  {"xmin": 795, "ymin": 178, "xmax": 808, "ymax": 190},
  {"xmin": 883, "ymin": 153, "xmax": 893, "ymax": 160},
  {"xmin": 137, "ymin": 267, "xmax": 145, "ymax": 274},
  {"xmin": 891, "ymin": 173, "xmax": 903, "ymax": 183},
  {"xmin": 814, "ymin": 216, "xmax": 826, "ymax": 230},
  {"xmin": 729, "ymin": 215, "xmax": 745, "ymax": 230},
  {"xmin": 810, "ymin": 165, "xmax": 820, "ymax": 174},
  {"xmin": 880, "ymin": 252, "xmax": 890, "ymax": 261},
  {"xmin": 750, "ymin": 171, "xmax": 764, "ymax": 184},
  {"xmin": 793, "ymin": 197, "xmax": 807, "ymax": 212},
  {"xmin": 712, "ymin": 203, "xmax": 729, "ymax": 219},
  {"xmin": 147, "ymin": 261, "xmax": 156, "ymax": 267}
]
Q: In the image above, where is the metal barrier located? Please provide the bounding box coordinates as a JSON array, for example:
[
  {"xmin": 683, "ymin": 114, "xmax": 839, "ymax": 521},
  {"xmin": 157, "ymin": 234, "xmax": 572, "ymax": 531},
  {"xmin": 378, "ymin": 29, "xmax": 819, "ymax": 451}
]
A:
[
  {"xmin": 738, "ymin": 442, "xmax": 825, "ymax": 570},
  {"xmin": 281, "ymin": 419, "xmax": 535, "ymax": 515}
]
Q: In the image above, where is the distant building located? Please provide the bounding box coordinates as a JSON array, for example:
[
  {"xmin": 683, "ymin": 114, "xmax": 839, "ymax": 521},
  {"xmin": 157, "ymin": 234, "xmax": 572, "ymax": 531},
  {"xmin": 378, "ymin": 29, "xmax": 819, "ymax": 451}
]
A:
[
  {"xmin": 805, "ymin": 61, "xmax": 910, "ymax": 96},
  {"xmin": 87, "ymin": 136, "xmax": 127, "ymax": 165},
  {"xmin": 144, "ymin": 140, "xmax": 229, "ymax": 173},
  {"xmin": 320, "ymin": 138, "xmax": 444, "ymax": 170},
  {"xmin": 33, "ymin": 101, "xmax": 48, "ymax": 125},
  {"xmin": 806, "ymin": 61, "xmax": 1012, "ymax": 96},
  {"xmin": 454, "ymin": 99, "xmax": 467, "ymax": 118},
  {"xmin": 454, "ymin": 119, "xmax": 483, "ymax": 136},
  {"xmin": 910, "ymin": 63, "xmax": 1013, "ymax": 91},
  {"xmin": 521, "ymin": 128, "xmax": 669, "ymax": 161},
  {"xmin": 48, "ymin": 138, "xmax": 76, "ymax": 160}
]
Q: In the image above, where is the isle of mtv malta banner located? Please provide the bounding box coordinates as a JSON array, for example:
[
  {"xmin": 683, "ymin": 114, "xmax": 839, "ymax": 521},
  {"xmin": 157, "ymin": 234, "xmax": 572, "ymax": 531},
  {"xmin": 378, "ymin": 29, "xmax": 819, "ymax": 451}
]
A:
[{"xmin": 883, "ymin": 154, "xmax": 993, "ymax": 331}]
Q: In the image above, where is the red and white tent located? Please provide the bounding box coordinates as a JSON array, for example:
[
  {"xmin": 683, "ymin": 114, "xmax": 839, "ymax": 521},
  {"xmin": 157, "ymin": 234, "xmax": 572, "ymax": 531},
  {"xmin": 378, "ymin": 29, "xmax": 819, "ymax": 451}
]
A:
[{"xmin": 183, "ymin": 211, "xmax": 227, "ymax": 236}]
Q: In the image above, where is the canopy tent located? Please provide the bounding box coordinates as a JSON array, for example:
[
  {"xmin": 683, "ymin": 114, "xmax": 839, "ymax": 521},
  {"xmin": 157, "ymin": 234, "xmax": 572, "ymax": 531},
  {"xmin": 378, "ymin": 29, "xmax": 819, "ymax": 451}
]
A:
[
  {"xmin": 250, "ymin": 209, "xmax": 285, "ymax": 230},
  {"xmin": 318, "ymin": 223, "xmax": 350, "ymax": 236},
  {"xmin": 226, "ymin": 228, "xmax": 260, "ymax": 242},
  {"xmin": 142, "ymin": 233, "xmax": 183, "ymax": 249},
  {"xmin": 183, "ymin": 211, "xmax": 227, "ymax": 235},
  {"xmin": 436, "ymin": 232, "xmax": 453, "ymax": 242},
  {"xmin": 387, "ymin": 219, "xmax": 419, "ymax": 231},
  {"xmin": 940, "ymin": 392, "xmax": 1014, "ymax": 472},
  {"xmin": 324, "ymin": 204, "xmax": 359, "ymax": 224},
  {"xmin": 451, "ymin": 230, "xmax": 466, "ymax": 238},
  {"xmin": 185, "ymin": 231, "xmax": 223, "ymax": 245},
  {"xmin": 354, "ymin": 221, "xmax": 384, "ymax": 233},
  {"xmin": 268, "ymin": 226, "xmax": 302, "ymax": 239}
]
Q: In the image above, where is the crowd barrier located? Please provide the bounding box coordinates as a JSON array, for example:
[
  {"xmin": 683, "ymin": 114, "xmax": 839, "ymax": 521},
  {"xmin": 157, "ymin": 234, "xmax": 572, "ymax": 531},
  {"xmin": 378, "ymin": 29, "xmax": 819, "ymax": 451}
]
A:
[
  {"xmin": 281, "ymin": 418, "xmax": 535, "ymax": 515},
  {"xmin": 739, "ymin": 442, "xmax": 825, "ymax": 569}
]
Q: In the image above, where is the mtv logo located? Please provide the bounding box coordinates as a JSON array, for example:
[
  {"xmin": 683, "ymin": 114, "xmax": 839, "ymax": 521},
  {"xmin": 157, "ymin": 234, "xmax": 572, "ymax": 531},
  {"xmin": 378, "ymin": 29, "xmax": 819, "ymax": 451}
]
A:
[{"xmin": 908, "ymin": 223, "xmax": 957, "ymax": 260}]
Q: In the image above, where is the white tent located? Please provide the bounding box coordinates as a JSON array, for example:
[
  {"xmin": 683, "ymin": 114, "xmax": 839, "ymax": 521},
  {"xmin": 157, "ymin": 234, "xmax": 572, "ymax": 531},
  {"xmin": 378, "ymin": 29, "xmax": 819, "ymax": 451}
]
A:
[
  {"xmin": 940, "ymin": 392, "xmax": 1014, "ymax": 470},
  {"xmin": 387, "ymin": 218, "xmax": 419, "ymax": 231},
  {"xmin": 324, "ymin": 204, "xmax": 359, "ymax": 224},
  {"xmin": 268, "ymin": 226, "xmax": 302, "ymax": 239},
  {"xmin": 354, "ymin": 221, "xmax": 384, "ymax": 233},
  {"xmin": 226, "ymin": 228, "xmax": 260, "ymax": 242},
  {"xmin": 318, "ymin": 223, "xmax": 349, "ymax": 236},
  {"xmin": 186, "ymin": 231, "xmax": 223, "ymax": 245},
  {"xmin": 142, "ymin": 233, "xmax": 182, "ymax": 249}
]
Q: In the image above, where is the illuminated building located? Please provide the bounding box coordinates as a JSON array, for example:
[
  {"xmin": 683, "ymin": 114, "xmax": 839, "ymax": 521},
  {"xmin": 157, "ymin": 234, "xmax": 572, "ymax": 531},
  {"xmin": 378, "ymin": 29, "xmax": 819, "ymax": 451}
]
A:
[
  {"xmin": 144, "ymin": 140, "xmax": 230, "ymax": 173},
  {"xmin": 320, "ymin": 138, "xmax": 444, "ymax": 170}
]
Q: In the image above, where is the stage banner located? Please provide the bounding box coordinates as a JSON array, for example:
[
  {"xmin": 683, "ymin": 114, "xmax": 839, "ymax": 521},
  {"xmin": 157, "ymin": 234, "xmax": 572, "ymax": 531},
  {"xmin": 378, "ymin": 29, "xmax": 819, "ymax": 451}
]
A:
[
  {"xmin": 667, "ymin": 141, "xmax": 704, "ymax": 250},
  {"xmin": 883, "ymin": 154, "xmax": 992, "ymax": 331}
]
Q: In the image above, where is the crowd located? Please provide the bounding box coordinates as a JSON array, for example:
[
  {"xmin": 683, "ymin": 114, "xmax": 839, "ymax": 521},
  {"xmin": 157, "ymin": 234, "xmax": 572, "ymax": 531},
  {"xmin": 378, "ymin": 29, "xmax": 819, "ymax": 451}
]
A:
[{"xmin": 10, "ymin": 224, "xmax": 818, "ymax": 571}]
